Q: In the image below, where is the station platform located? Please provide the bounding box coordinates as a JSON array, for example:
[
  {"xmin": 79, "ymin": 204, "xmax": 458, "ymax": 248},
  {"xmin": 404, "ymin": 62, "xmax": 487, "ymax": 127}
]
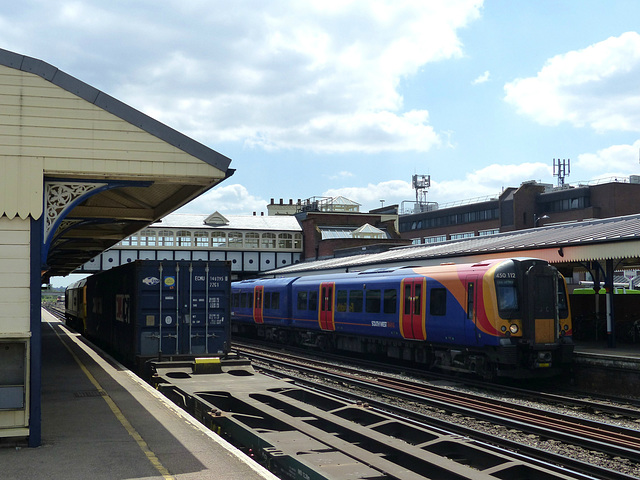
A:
[
  {"xmin": 0, "ymin": 310, "xmax": 277, "ymax": 480},
  {"xmin": 574, "ymin": 341, "xmax": 640, "ymax": 366},
  {"xmin": 572, "ymin": 341, "xmax": 640, "ymax": 397}
]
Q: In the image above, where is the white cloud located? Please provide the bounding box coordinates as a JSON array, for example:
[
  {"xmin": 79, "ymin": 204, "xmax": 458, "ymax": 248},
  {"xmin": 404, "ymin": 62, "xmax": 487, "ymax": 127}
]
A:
[
  {"xmin": 575, "ymin": 141, "xmax": 640, "ymax": 178},
  {"xmin": 176, "ymin": 184, "xmax": 267, "ymax": 216},
  {"xmin": 472, "ymin": 70, "xmax": 490, "ymax": 84},
  {"xmin": 327, "ymin": 171, "xmax": 355, "ymax": 181},
  {"xmin": 504, "ymin": 32, "xmax": 640, "ymax": 132},
  {"xmin": 3, "ymin": 0, "xmax": 482, "ymax": 154}
]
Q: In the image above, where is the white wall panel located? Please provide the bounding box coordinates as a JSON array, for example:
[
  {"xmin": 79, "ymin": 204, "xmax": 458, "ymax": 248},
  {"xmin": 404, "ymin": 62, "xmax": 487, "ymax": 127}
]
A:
[
  {"xmin": 157, "ymin": 251, "xmax": 174, "ymax": 261},
  {"xmin": 101, "ymin": 250, "xmax": 120, "ymax": 270},
  {"xmin": 209, "ymin": 252, "xmax": 226, "ymax": 261},
  {"xmin": 0, "ymin": 217, "xmax": 30, "ymax": 335},
  {"xmin": 243, "ymin": 252, "xmax": 259, "ymax": 271},
  {"xmin": 138, "ymin": 250, "xmax": 156, "ymax": 260},
  {"xmin": 227, "ymin": 252, "xmax": 242, "ymax": 271},
  {"xmin": 260, "ymin": 252, "xmax": 276, "ymax": 271}
]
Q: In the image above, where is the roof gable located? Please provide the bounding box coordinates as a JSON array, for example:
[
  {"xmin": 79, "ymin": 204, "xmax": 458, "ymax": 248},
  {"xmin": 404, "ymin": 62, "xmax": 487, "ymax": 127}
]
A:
[
  {"xmin": 0, "ymin": 48, "xmax": 231, "ymax": 172},
  {"xmin": 205, "ymin": 212, "xmax": 230, "ymax": 226}
]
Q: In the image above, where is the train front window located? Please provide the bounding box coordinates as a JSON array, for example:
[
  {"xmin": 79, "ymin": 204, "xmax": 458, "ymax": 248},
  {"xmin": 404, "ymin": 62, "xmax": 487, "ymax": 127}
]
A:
[{"xmin": 496, "ymin": 279, "xmax": 519, "ymax": 316}]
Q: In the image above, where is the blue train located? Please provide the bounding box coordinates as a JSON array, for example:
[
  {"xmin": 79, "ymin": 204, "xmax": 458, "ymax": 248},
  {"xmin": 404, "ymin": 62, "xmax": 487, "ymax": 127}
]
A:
[{"xmin": 232, "ymin": 257, "xmax": 574, "ymax": 379}]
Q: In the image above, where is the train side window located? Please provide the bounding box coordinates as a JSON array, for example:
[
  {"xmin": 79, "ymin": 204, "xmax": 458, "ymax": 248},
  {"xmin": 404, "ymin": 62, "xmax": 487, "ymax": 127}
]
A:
[
  {"xmin": 240, "ymin": 292, "xmax": 248, "ymax": 308},
  {"xmin": 557, "ymin": 278, "xmax": 569, "ymax": 318},
  {"xmin": 309, "ymin": 291, "xmax": 318, "ymax": 311},
  {"xmin": 297, "ymin": 291, "xmax": 308, "ymax": 310},
  {"xmin": 233, "ymin": 293, "xmax": 240, "ymax": 308},
  {"xmin": 349, "ymin": 290, "xmax": 363, "ymax": 312},
  {"xmin": 383, "ymin": 289, "xmax": 397, "ymax": 314},
  {"xmin": 264, "ymin": 292, "xmax": 271, "ymax": 309},
  {"xmin": 337, "ymin": 290, "xmax": 348, "ymax": 312},
  {"xmin": 249, "ymin": 293, "xmax": 254, "ymax": 308},
  {"xmin": 467, "ymin": 283, "xmax": 474, "ymax": 319},
  {"xmin": 271, "ymin": 292, "xmax": 280, "ymax": 309},
  {"xmin": 404, "ymin": 285, "xmax": 412, "ymax": 315},
  {"xmin": 430, "ymin": 288, "xmax": 446, "ymax": 316},
  {"xmin": 366, "ymin": 289, "xmax": 381, "ymax": 314}
]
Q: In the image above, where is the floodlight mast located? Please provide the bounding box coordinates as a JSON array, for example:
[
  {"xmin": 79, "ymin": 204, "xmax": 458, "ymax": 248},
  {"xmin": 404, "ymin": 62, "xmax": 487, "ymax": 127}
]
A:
[{"xmin": 553, "ymin": 158, "xmax": 570, "ymax": 187}]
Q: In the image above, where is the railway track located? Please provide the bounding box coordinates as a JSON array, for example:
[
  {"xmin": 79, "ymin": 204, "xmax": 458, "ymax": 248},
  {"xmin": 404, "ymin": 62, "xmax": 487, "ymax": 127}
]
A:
[
  {"xmin": 235, "ymin": 343, "xmax": 640, "ymax": 480},
  {"xmin": 234, "ymin": 339, "xmax": 640, "ymax": 420}
]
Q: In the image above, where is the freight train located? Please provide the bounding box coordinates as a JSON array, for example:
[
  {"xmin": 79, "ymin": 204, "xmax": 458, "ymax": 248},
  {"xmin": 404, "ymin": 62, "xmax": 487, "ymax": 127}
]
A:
[
  {"xmin": 65, "ymin": 260, "xmax": 232, "ymax": 370},
  {"xmin": 231, "ymin": 257, "xmax": 573, "ymax": 379}
]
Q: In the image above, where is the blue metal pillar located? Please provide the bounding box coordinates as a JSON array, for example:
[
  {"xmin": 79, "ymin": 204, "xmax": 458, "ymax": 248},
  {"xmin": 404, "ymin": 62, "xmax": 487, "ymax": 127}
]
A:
[{"xmin": 29, "ymin": 216, "xmax": 42, "ymax": 447}]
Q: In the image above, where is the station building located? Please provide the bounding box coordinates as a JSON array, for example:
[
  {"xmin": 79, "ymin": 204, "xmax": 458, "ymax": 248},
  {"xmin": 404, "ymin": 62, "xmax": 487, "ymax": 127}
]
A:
[
  {"xmin": 92, "ymin": 196, "xmax": 409, "ymax": 276},
  {"xmin": 83, "ymin": 211, "xmax": 303, "ymax": 278},
  {"xmin": 270, "ymin": 196, "xmax": 411, "ymax": 261},
  {"xmin": 399, "ymin": 177, "xmax": 640, "ymax": 244}
]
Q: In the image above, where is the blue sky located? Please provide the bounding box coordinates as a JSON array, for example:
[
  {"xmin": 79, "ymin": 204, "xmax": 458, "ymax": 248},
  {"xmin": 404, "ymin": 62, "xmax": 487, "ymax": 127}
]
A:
[{"xmin": 4, "ymin": 0, "xmax": 640, "ymax": 216}]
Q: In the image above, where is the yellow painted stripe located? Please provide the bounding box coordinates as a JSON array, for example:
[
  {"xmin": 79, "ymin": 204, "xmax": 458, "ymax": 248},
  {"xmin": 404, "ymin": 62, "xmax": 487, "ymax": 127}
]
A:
[{"xmin": 50, "ymin": 323, "xmax": 175, "ymax": 480}]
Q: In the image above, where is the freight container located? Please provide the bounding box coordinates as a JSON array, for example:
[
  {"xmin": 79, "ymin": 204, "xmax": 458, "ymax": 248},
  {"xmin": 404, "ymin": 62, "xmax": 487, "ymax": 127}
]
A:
[{"xmin": 82, "ymin": 260, "xmax": 231, "ymax": 368}]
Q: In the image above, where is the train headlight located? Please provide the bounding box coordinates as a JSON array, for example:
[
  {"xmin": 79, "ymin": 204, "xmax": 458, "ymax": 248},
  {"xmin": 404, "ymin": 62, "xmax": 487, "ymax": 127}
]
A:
[
  {"xmin": 509, "ymin": 324, "xmax": 519, "ymax": 334},
  {"xmin": 564, "ymin": 324, "xmax": 569, "ymax": 331},
  {"xmin": 501, "ymin": 326, "xmax": 507, "ymax": 332}
]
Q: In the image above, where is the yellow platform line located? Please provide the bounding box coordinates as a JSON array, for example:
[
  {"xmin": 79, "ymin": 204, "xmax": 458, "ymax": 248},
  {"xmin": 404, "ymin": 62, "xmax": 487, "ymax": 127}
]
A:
[{"xmin": 49, "ymin": 322, "xmax": 175, "ymax": 480}]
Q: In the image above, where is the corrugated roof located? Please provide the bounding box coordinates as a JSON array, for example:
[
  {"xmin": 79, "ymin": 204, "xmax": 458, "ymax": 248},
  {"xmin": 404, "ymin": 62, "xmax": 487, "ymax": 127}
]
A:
[
  {"xmin": 268, "ymin": 213, "xmax": 640, "ymax": 275},
  {"xmin": 152, "ymin": 213, "xmax": 302, "ymax": 232}
]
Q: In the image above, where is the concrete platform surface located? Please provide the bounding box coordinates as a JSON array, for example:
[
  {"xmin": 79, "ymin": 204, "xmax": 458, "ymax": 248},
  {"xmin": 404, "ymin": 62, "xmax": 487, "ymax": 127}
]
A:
[{"xmin": 0, "ymin": 310, "xmax": 277, "ymax": 480}]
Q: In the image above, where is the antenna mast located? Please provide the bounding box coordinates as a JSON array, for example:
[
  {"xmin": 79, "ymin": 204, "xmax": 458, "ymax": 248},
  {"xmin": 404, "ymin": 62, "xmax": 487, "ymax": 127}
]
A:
[
  {"xmin": 412, "ymin": 174, "xmax": 430, "ymax": 212},
  {"xmin": 553, "ymin": 158, "xmax": 570, "ymax": 187}
]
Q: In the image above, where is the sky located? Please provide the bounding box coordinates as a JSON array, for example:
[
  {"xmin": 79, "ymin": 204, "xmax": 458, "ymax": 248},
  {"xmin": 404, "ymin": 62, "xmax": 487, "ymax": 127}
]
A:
[{"xmin": 4, "ymin": 1, "xmax": 640, "ymax": 217}]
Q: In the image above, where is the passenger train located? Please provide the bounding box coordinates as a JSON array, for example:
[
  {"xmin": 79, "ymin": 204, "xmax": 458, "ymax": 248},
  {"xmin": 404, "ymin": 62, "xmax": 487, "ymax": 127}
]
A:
[{"xmin": 231, "ymin": 257, "xmax": 573, "ymax": 379}]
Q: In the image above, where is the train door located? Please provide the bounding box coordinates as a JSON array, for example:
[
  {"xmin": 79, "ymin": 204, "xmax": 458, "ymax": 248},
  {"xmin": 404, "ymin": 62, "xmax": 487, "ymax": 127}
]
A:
[
  {"xmin": 465, "ymin": 275, "xmax": 479, "ymax": 344},
  {"xmin": 400, "ymin": 277, "xmax": 426, "ymax": 340},
  {"xmin": 319, "ymin": 282, "xmax": 335, "ymax": 331},
  {"xmin": 525, "ymin": 264, "xmax": 558, "ymax": 344},
  {"xmin": 253, "ymin": 285, "xmax": 264, "ymax": 324}
]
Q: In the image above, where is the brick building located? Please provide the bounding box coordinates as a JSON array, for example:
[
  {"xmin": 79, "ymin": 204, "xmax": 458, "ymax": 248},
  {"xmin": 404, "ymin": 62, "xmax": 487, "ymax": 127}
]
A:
[{"xmin": 399, "ymin": 177, "xmax": 640, "ymax": 244}]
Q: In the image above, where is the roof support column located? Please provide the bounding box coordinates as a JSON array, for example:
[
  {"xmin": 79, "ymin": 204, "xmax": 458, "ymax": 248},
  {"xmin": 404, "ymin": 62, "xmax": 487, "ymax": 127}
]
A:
[
  {"xmin": 29, "ymin": 216, "xmax": 42, "ymax": 447},
  {"xmin": 604, "ymin": 258, "xmax": 616, "ymax": 348}
]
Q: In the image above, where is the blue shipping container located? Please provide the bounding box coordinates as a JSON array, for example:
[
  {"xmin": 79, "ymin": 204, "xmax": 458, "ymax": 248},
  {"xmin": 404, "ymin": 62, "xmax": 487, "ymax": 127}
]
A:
[{"xmin": 84, "ymin": 260, "xmax": 231, "ymax": 366}]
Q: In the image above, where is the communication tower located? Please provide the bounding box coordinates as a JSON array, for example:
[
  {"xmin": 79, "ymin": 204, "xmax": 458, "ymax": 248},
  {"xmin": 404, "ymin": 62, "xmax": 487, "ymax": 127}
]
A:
[
  {"xmin": 412, "ymin": 174, "xmax": 430, "ymax": 212},
  {"xmin": 553, "ymin": 158, "xmax": 570, "ymax": 187}
]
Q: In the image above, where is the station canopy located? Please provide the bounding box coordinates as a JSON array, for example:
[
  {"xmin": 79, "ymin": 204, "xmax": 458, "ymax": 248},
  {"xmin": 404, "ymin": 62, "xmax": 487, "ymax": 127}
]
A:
[{"xmin": 0, "ymin": 48, "xmax": 233, "ymax": 281}]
